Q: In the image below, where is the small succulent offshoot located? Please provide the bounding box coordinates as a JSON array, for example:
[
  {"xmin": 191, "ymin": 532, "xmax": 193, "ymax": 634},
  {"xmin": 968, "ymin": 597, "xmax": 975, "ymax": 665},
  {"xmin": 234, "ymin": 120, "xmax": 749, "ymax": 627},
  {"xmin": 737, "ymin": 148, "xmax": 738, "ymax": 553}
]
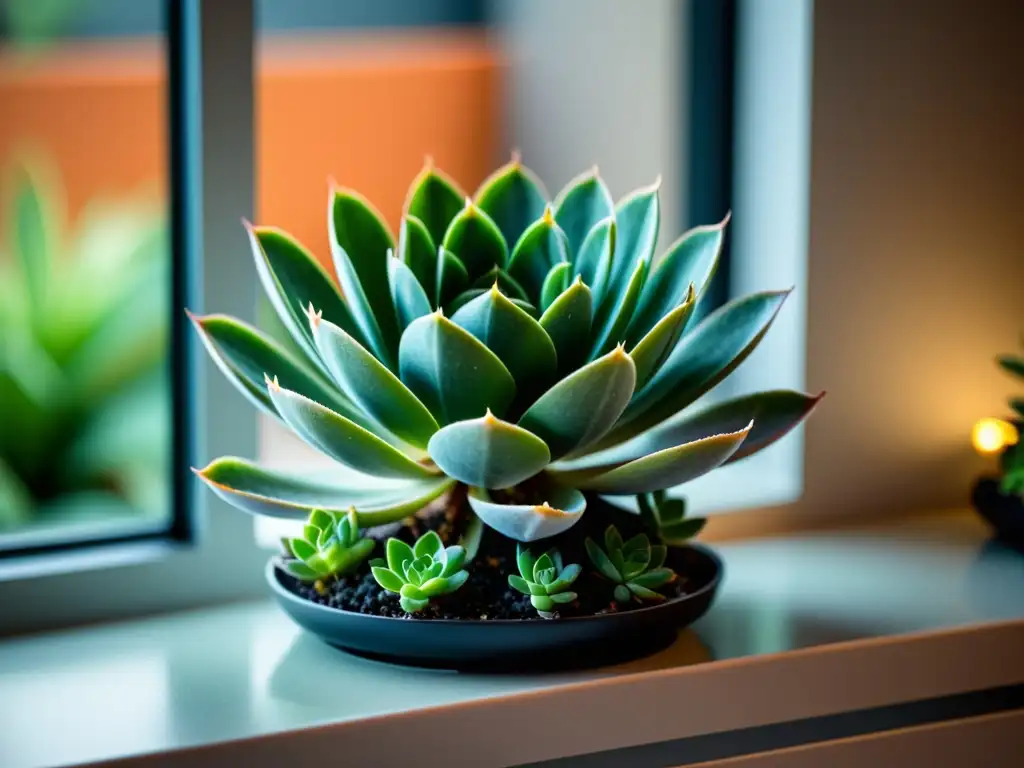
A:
[
  {"xmin": 636, "ymin": 490, "xmax": 706, "ymax": 546},
  {"xmin": 509, "ymin": 544, "xmax": 582, "ymax": 618},
  {"xmin": 279, "ymin": 508, "xmax": 375, "ymax": 591},
  {"xmin": 586, "ymin": 525, "xmax": 675, "ymax": 604},
  {"xmin": 372, "ymin": 530, "xmax": 469, "ymax": 613}
]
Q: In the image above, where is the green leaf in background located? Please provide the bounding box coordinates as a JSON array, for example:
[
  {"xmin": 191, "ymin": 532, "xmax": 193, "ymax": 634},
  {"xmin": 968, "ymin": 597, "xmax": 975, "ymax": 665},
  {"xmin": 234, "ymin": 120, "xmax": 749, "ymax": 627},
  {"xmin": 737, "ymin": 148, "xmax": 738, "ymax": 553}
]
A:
[
  {"xmin": 329, "ymin": 187, "xmax": 400, "ymax": 368},
  {"xmin": 428, "ymin": 412, "xmax": 550, "ymax": 488},
  {"xmin": 553, "ymin": 167, "xmax": 614, "ymax": 259},
  {"xmin": 0, "ymin": 457, "xmax": 32, "ymax": 529},
  {"xmin": 474, "ymin": 154, "xmax": 549, "ymax": 249},
  {"xmin": 404, "ymin": 159, "xmax": 466, "ymax": 247},
  {"xmin": 998, "ymin": 355, "xmax": 1024, "ymax": 379},
  {"xmin": 6, "ymin": 158, "xmax": 57, "ymax": 315}
]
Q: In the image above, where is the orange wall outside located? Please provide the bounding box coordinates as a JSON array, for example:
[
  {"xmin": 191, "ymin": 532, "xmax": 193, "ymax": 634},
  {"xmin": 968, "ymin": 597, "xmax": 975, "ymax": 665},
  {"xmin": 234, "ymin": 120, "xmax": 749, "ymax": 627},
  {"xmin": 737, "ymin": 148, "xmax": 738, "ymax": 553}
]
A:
[{"xmin": 0, "ymin": 31, "xmax": 501, "ymax": 272}]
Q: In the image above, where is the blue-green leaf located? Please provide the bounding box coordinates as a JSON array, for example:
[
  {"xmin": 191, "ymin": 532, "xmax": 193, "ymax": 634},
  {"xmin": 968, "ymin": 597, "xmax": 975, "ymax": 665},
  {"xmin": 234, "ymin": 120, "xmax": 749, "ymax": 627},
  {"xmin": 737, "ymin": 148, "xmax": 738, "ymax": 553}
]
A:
[
  {"xmin": 629, "ymin": 286, "xmax": 696, "ymax": 389},
  {"xmin": 601, "ymin": 290, "xmax": 791, "ymax": 448},
  {"xmin": 398, "ymin": 215, "xmax": 437, "ymax": 302},
  {"xmin": 450, "ymin": 286, "xmax": 557, "ymax": 394},
  {"xmin": 467, "ymin": 485, "xmax": 585, "ymax": 542},
  {"xmin": 507, "ymin": 206, "xmax": 570, "ymax": 302},
  {"xmin": 311, "ymin": 312, "xmax": 439, "ymax": 449},
  {"xmin": 602, "ymin": 180, "xmax": 660, "ymax": 311},
  {"xmin": 372, "ymin": 566, "xmax": 405, "ymax": 593},
  {"xmin": 474, "ymin": 155, "xmax": 549, "ymax": 249},
  {"xmin": 585, "ymin": 538, "xmax": 622, "ymax": 582},
  {"xmin": 540, "ymin": 261, "xmax": 573, "ymax": 313},
  {"xmin": 195, "ymin": 457, "xmax": 456, "ymax": 524},
  {"xmin": 413, "ymin": 530, "xmax": 444, "ymax": 559},
  {"xmin": 519, "ymin": 346, "xmax": 636, "ymax": 460},
  {"xmin": 589, "ymin": 258, "xmax": 648, "ymax": 360},
  {"xmin": 508, "ymin": 574, "xmax": 532, "ymax": 594},
  {"xmin": 539, "ymin": 277, "xmax": 593, "ymax": 375},
  {"xmin": 398, "ymin": 311, "xmax": 516, "ymax": 424},
  {"xmin": 387, "ymin": 251, "xmax": 432, "ymax": 333},
  {"xmin": 428, "ymin": 411, "xmax": 550, "ymax": 488},
  {"xmin": 553, "ymin": 168, "xmax": 614, "ymax": 259},
  {"xmin": 266, "ymin": 379, "xmax": 434, "ymax": 479},
  {"xmin": 441, "ymin": 200, "xmax": 508, "ymax": 281},
  {"xmin": 435, "ymin": 247, "xmax": 470, "ymax": 307},
  {"xmin": 404, "ymin": 160, "xmax": 466, "ymax": 247},
  {"xmin": 470, "ymin": 265, "xmax": 529, "ymax": 302},
  {"xmin": 329, "ymin": 187, "xmax": 400, "ymax": 368},
  {"xmin": 624, "ymin": 216, "xmax": 728, "ymax": 346},
  {"xmin": 558, "ymin": 422, "xmax": 752, "ymax": 494},
  {"xmin": 574, "ymin": 216, "xmax": 616, "ymax": 296},
  {"xmin": 280, "ymin": 560, "xmax": 320, "ymax": 582}
]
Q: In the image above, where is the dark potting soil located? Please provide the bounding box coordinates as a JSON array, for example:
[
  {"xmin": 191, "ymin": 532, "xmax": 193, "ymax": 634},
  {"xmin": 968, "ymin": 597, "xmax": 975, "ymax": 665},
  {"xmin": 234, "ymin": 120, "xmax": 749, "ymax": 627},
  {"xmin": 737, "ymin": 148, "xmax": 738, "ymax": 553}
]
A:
[{"xmin": 277, "ymin": 489, "xmax": 706, "ymax": 621}]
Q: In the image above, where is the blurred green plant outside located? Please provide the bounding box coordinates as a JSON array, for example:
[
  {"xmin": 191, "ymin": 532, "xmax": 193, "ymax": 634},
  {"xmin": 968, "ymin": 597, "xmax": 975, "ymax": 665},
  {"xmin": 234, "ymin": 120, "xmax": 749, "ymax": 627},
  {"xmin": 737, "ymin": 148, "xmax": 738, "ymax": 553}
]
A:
[
  {"xmin": 0, "ymin": 0, "xmax": 80, "ymax": 49},
  {"xmin": 0, "ymin": 151, "xmax": 170, "ymax": 530}
]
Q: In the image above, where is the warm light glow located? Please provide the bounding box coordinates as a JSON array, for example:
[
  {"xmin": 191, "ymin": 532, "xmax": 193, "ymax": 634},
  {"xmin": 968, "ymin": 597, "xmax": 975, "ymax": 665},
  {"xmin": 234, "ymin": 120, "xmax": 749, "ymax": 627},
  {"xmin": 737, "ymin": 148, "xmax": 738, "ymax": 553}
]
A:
[{"xmin": 972, "ymin": 418, "xmax": 1020, "ymax": 455}]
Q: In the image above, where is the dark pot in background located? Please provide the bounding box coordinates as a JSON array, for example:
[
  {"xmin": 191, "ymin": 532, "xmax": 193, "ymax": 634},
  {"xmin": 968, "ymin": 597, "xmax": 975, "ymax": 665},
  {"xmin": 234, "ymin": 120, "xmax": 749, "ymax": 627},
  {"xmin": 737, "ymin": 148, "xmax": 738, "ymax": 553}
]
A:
[{"xmin": 972, "ymin": 475, "xmax": 1024, "ymax": 551}]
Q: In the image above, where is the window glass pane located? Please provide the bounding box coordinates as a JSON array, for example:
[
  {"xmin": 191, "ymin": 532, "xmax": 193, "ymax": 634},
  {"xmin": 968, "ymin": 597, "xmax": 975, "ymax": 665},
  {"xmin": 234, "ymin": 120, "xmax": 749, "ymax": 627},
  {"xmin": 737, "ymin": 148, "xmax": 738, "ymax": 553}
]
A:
[{"xmin": 0, "ymin": 0, "xmax": 171, "ymax": 547}]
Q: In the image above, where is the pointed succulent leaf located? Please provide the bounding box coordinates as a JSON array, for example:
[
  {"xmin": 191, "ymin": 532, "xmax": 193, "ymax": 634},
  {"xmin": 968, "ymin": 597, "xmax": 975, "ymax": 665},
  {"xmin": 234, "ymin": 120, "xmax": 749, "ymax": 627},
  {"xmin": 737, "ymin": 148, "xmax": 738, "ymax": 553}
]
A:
[
  {"xmin": 467, "ymin": 485, "xmax": 585, "ymax": 542},
  {"xmin": 470, "ymin": 265, "xmax": 528, "ymax": 302},
  {"xmin": 661, "ymin": 517, "xmax": 707, "ymax": 545},
  {"xmin": 372, "ymin": 566, "xmax": 405, "ymax": 593},
  {"xmin": 507, "ymin": 206, "xmax": 571, "ymax": 301},
  {"xmin": 603, "ymin": 180, "xmax": 660, "ymax": 308},
  {"xmin": 441, "ymin": 546, "xmax": 466, "ymax": 577},
  {"xmin": 447, "ymin": 288, "xmax": 537, "ymax": 317},
  {"xmin": 630, "ymin": 287, "xmax": 696, "ymax": 389},
  {"xmin": 557, "ymin": 563, "xmax": 582, "ymax": 585},
  {"xmin": 398, "ymin": 215, "xmax": 437, "ymax": 301},
  {"xmin": 189, "ymin": 313, "xmax": 367, "ymax": 427},
  {"xmin": 605, "ymin": 290, "xmax": 792, "ymax": 446},
  {"xmin": 387, "ymin": 538, "xmax": 415, "ymax": 574},
  {"xmin": 574, "ymin": 216, "xmax": 616, "ymax": 299},
  {"xmin": 441, "ymin": 569, "xmax": 469, "ymax": 594},
  {"xmin": 450, "ymin": 286, "xmax": 558, "ymax": 393},
  {"xmin": 329, "ymin": 187, "xmax": 400, "ymax": 367},
  {"xmin": 399, "ymin": 311, "xmax": 517, "ymax": 424},
  {"xmin": 266, "ymin": 379, "xmax": 434, "ymax": 479},
  {"xmin": 474, "ymin": 155, "xmax": 549, "ymax": 248},
  {"xmin": 428, "ymin": 411, "xmax": 550, "ymax": 488},
  {"xmin": 413, "ymin": 530, "xmax": 444, "ymax": 560},
  {"xmin": 509, "ymin": 574, "xmax": 532, "ymax": 595},
  {"xmin": 194, "ymin": 457, "xmax": 455, "ymax": 524},
  {"xmin": 563, "ymin": 422, "xmax": 752, "ymax": 494},
  {"xmin": 539, "ymin": 277, "xmax": 593, "ymax": 374},
  {"xmin": 441, "ymin": 200, "xmax": 508, "ymax": 280},
  {"xmin": 309, "ymin": 509, "xmax": 333, "ymax": 532},
  {"xmin": 289, "ymin": 537, "xmax": 316, "ymax": 562},
  {"xmin": 312, "ymin": 313, "xmax": 439, "ymax": 449},
  {"xmin": 9, "ymin": 161, "xmax": 53, "ymax": 311},
  {"xmin": 533, "ymin": 552, "xmax": 555, "ymax": 578},
  {"xmin": 597, "ymin": 390, "xmax": 826, "ymax": 470},
  {"xmin": 246, "ymin": 225, "xmax": 365, "ymax": 366},
  {"xmin": 519, "ymin": 346, "xmax": 636, "ymax": 459},
  {"xmin": 585, "ymin": 538, "xmax": 622, "ymax": 582},
  {"xmin": 435, "ymin": 247, "xmax": 470, "ymax": 307},
  {"xmin": 405, "ymin": 160, "xmax": 466, "ymax": 246},
  {"xmin": 281, "ymin": 560, "xmax": 320, "ymax": 582},
  {"xmin": 316, "ymin": 526, "xmax": 334, "ymax": 550},
  {"xmin": 387, "ymin": 252, "xmax": 432, "ymax": 333},
  {"xmin": 627, "ymin": 583, "xmax": 664, "ymax": 601},
  {"xmin": 589, "ymin": 258, "xmax": 648, "ymax": 359},
  {"xmin": 624, "ymin": 217, "xmax": 728, "ymax": 346},
  {"xmin": 604, "ymin": 525, "xmax": 624, "ymax": 553},
  {"xmin": 553, "ymin": 168, "xmax": 615, "ymax": 259},
  {"xmin": 540, "ymin": 261, "xmax": 573, "ymax": 313},
  {"xmin": 517, "ymin": 546, "xmax": 536, "ymax": 581}
]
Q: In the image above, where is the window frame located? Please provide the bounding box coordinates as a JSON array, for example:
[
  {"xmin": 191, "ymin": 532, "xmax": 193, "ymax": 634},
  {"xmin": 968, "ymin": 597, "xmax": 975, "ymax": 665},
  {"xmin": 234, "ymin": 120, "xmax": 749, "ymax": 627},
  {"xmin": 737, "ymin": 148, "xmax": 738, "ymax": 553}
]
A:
[{"xmin": 0, "ymin": 0, "xmax": 266, "ymax": 636}]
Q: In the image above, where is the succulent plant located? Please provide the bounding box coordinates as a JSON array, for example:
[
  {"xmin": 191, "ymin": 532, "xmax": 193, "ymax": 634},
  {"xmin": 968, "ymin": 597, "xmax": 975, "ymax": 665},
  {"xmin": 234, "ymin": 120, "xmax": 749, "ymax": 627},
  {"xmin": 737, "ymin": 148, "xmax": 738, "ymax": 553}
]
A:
[
  {"xmin": 0, "ymin": 155, "xmax": 168, "ymax": 529},
  {"xmin": 637, "ymin": 490, "xmax": 706, "ymax": 546},
  {"xmin": 997, "ymin": 339, "xmax": 1024, "ymax": 497},
  {"xmin": 279, "ymin": 507, "xmax": 374, "ymax": 583},
  {"xmin": 371, "ymin": 530, "xmax": 468, "ymax": 612},
  {"xmin": 586, "ymin": 525, "xmax": 675, "ymax": 604},
  {"xmin": 509, "ymin": 544, "xmax": 582, "ymax": 617},
  {"xmin": 191, "ymin": 155, "xmax": 822, "ymax": 547}
]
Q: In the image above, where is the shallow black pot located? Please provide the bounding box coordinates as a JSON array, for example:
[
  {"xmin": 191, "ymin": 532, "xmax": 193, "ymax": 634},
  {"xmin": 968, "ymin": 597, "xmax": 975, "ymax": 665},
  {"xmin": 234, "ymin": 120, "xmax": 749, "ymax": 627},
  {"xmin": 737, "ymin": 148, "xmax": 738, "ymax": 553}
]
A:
[
  {"xmin": 972, "ymin": 476, "xmax": 1024, "ymax": 551},
  {"xmin": 266, "ymin": 544, "xmax": 723, "ymax": 672}
]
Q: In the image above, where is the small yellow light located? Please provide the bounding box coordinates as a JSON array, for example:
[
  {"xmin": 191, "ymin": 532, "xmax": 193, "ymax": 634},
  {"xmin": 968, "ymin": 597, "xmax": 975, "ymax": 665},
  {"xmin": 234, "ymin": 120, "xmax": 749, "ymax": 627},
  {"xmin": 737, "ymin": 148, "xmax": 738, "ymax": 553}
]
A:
[{"xmin": 972, "ymin": 418, "xmax": 1020, "ymax": 455}]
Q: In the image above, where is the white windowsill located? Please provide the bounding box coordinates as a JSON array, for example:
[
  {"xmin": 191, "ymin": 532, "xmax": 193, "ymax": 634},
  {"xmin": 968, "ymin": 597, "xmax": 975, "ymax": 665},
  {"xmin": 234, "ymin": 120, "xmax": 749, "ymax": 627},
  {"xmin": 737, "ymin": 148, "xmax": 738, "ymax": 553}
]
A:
[{"xmin": 1, "ymin": 509, "xmax": 1021, "ymax": 768}]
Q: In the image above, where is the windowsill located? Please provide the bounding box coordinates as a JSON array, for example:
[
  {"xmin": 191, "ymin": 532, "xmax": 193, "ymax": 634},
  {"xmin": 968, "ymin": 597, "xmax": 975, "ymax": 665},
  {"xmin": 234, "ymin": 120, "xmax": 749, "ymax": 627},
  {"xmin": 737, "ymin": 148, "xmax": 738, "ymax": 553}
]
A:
[{"xmin": 2, "ymin": 509, "xmax": 1022, "ymax": 767}]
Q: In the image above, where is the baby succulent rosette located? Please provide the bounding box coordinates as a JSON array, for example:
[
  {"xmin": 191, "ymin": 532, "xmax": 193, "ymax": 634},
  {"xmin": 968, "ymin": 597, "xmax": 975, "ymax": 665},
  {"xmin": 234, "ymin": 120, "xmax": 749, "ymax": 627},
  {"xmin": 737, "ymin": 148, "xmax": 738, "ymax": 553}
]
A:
[{"xmin": 190, "ymin": 155, "xmax": 822, "ymax": 613}]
